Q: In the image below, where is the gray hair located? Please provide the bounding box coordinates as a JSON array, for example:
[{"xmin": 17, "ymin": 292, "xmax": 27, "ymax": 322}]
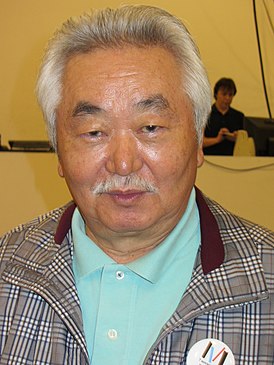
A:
[{"xmin": 36, "ymin": 5, "xmax": 211, "ymax": 150}]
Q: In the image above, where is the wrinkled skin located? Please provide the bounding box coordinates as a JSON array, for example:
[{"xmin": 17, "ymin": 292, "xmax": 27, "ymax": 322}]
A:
[{"xmin": 56, "ymin": 46, "xmax": 204, "ymax": 262}]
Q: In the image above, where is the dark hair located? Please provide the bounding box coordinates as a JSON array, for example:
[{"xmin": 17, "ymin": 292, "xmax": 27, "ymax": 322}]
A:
[{"xmin": 213, "ymin": 78, "xmax": 237, "ymax": 99}]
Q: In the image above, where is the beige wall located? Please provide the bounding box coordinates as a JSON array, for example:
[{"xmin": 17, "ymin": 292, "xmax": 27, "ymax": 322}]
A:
[
  {"xmin": 1, "ymin": 1, "xmax": 274, "ymax": 235},
  {"xmin": 196, "ymin": 156, "xmax": 274, "ymax": 231},
  {"xmin": 0, "ymin": 0, "xmax": 274, "ymax": 146},
  {"xmin": 1, "ymin": 154, "xmax": 273, "ymax": 235},
  {"xmin": 0, "ymin": 153, "xmax": 70, "ymax": 235}
]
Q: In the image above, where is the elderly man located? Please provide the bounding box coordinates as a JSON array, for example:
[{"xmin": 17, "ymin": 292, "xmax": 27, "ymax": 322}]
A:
[{"xmin": 0, "ymin": 5, "xmax": 273, "ymax": 365}]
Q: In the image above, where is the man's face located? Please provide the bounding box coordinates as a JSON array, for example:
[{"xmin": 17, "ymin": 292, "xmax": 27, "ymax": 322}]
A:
[{"xmin": 56, "ymin": 46, "xmax": 203, "ymax": 240}]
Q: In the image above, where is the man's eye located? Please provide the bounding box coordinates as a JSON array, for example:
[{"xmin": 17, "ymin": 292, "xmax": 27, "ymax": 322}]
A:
[
  {"xmin": 87, "ymin": 130, "xmax": 103, "ymax": 138},
  {"xmin": 142, "ymin": 125, "xmax": 159, "ymax": 133}
]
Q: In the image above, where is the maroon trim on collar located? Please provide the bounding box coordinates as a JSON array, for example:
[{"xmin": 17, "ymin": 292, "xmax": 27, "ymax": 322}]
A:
[
  {"xmin": 54, "ymin": 189, "xmax": 225, "ymax": 274},
  {"xmin": 195, "ymin": 186, "xmax": 225, "ymax": 274},
  {"xmin": 54, "ymin": 203, "xmax": 76, "ymax": 245}
]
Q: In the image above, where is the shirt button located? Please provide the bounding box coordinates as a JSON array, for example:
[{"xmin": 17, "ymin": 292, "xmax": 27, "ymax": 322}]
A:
[
  {"xmin": 116, "ymin": 270, "xmax": 125, "ymax": 280},
  {"xmin": 108, "ymin": 329, "xmax": 118, "ymax": 340}
]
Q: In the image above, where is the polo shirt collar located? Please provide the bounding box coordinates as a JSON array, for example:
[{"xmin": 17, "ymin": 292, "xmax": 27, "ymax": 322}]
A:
[
  {"xmin": 72, "ymin": 188, "xmax": 200, "ymax": 284},
  {"xmin": 71, "ymin": 209, "xmax": 114, "ymax": 280},
  {"xmin": 127, "ymin": 188, "xmax": 200, "ymax": 282},
  {"xmin": 54, "ymin": 186, "xmax": 224, "ymax": 275}
]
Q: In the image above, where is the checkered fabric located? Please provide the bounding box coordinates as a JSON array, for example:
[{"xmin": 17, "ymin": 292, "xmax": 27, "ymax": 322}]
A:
[{"xmin": 0, "ymin": 192, "xmax": 274, "ymax": 364}]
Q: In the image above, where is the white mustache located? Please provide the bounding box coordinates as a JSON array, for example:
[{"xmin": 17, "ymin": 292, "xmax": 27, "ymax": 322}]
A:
[{"xmin": 92, "ymin": 175, "xmax": 158, "ymax": 195}]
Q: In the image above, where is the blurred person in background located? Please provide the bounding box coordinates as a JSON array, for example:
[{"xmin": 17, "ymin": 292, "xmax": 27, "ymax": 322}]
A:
[{"xmin": 203, "ymin": 77, "xmax": 245, "ymax": 155}]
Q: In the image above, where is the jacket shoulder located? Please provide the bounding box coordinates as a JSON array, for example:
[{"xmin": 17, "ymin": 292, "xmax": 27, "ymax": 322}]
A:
[
  {"xmin": 0, "ymin": 202, "xmax": 73, "ymax": 271},
  {"xmin": 203, "ymin": 194, "xmax": 274, "ymax": 248}
]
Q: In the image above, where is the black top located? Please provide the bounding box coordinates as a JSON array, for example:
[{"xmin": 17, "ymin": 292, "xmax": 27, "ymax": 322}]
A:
[{"xmin": 203, "ymin": 104, "xmax": 244, "ymax": 155}]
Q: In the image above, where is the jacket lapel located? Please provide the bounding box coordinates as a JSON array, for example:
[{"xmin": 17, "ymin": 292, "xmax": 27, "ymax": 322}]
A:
[{"xmin": 164, "ymin": 189, "xmax": 269, "ymax": 327}]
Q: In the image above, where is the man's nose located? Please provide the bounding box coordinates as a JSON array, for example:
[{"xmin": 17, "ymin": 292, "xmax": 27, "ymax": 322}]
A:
[{"xmin": 105, "ymin": 131, "xmax": 143, "ymax": 176}]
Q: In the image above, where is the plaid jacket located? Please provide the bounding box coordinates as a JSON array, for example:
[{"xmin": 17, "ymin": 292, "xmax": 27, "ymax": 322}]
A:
[{"xmin": 0, "ymin": 188, "xmax": 273, "ymax": 364}]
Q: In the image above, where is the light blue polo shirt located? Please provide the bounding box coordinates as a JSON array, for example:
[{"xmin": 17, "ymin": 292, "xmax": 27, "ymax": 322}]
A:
[{"xmin": 72, "ymin": 188, "xmax": 200, "ymax": 365}]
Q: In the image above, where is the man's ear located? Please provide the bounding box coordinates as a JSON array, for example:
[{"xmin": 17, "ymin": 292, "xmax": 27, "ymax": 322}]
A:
[
  {"xmin": 197, "ymin": 144, "xmax": 204, "ymax": 168},
  {"xmin": 58, "ymin": 160, "xmax": 64, "ymax": 177}
]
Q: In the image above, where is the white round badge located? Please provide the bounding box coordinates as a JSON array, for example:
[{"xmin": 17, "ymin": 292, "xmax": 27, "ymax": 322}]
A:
[{"xmin": 186, "ymin": 338, "xmax": 235, "ymax": 365}]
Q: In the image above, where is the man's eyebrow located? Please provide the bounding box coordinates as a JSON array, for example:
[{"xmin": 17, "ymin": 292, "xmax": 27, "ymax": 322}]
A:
[
  {"xmin": 72, "ymin": 101, "xmax": 103, "ymax": 117},
  {"xmin": 135, "ymin": 94, "xmax": 170, "ymax": 113}
]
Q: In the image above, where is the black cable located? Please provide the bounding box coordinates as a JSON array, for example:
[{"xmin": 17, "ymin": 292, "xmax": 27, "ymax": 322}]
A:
[{"xmin": 252, "ymin": 0, "xmax": 272, "ymax": 119}]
